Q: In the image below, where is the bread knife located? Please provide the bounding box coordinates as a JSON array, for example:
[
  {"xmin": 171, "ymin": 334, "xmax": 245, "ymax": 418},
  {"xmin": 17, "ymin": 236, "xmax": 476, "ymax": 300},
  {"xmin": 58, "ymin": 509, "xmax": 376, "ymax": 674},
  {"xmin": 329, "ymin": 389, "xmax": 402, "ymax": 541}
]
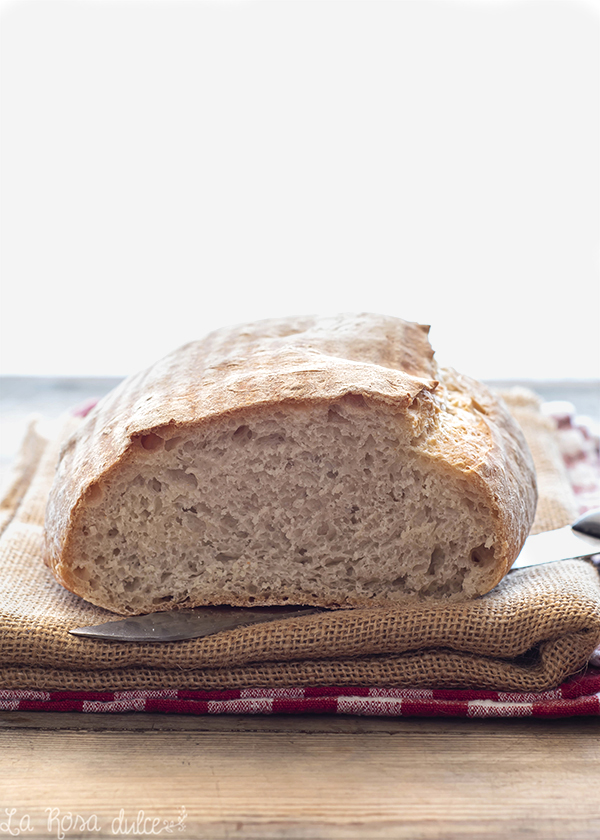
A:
[
  {"xmin": 69, "ymin": 509, "xmax": 600, "ymax": 643},
  {"xmin": 508, "ymin": 508, "xmax": 600, "ymax": 570},
  {"xmin": 69, "ymin": 605, "xmax": 324, "ymax": 643}
]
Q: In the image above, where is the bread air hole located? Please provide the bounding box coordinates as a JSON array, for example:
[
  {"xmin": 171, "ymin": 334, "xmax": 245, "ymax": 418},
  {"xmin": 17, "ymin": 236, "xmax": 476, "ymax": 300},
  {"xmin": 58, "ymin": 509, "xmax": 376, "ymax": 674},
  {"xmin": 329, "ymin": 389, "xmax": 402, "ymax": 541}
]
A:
[
  {"xmin": 470, "ymin": 544, "xmax": 495, "ymax": 568},
  {"xmin": 427, "ymin": 547, "xmax": 445, "ymax": 576},
  {"xmin": 152, "ymin": 595, "xmax": 174, "ymax": 605},
  {"xmin": 140, "ymin": 433, "xmax": 164, "ymax": 451},
  {"xmin": 327, "ymin": 408, "xmax": 349, "ymax": 424},
  {"xmin": 85, "ymin": 483, "xmax": 103, "ymax": 504},
  {"xmin": 123, "ymin": 578, "xmax": 141, "ymax": 593},
  {"xmin": 233, "ymin": 425, "xmax": 252, "ymax": 442},
  {"xmin": 341, "ymin": 393, "xmax": 368, "ymax": 409}
]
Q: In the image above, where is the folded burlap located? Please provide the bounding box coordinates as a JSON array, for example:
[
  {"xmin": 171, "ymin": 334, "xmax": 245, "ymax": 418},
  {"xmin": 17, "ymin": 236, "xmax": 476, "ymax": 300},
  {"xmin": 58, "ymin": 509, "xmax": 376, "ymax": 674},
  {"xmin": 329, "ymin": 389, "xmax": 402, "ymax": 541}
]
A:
[{"xmin": 1, "ymin": 391, "xmax": 599, "ymax": 693}]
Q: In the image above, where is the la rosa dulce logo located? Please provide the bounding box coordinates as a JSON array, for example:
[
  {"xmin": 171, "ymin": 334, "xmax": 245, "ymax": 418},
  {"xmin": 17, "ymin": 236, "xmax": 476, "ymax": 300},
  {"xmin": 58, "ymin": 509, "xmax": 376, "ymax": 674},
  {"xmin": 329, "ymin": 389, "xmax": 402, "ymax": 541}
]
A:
[{"xmin": 0, "ymin": 806, "xmax": 187, "ymax": 838}]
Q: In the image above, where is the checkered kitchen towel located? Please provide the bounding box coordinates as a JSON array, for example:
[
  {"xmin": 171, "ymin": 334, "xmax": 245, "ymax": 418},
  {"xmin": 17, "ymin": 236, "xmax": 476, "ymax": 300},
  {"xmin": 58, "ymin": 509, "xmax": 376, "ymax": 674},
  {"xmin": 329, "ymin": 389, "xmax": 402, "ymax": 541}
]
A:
[{"xmin": 2, "ymin": 666, "xmax": 600, "ymax": 717}]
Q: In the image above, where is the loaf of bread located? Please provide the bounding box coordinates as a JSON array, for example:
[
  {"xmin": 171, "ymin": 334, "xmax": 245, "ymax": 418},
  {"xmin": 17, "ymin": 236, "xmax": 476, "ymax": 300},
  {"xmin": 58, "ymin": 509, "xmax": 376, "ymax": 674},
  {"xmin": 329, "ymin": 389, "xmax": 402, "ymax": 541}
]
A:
[{"xmin": 43, "ymin": 313, "xmax": 537, "ymax": 615}]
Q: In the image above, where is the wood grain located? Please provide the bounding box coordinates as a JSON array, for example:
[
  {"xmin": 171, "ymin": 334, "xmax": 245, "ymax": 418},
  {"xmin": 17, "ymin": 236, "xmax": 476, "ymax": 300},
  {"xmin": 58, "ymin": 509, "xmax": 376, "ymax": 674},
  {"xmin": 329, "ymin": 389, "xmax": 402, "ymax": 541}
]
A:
[{"xmin": 0, "ymin": 714, "xmax": 598, "ymax": 840}]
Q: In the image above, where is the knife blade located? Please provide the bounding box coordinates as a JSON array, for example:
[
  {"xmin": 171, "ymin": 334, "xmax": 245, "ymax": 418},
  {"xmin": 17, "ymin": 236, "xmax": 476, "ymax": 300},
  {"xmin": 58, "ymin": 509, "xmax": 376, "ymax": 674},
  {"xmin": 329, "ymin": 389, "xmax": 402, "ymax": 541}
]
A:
[
  {"xmin": 69, "ymin": 605, "xmax": 324, "ymax": 643},
  {"xmin": 69, "ymin": 509, "xmax": 600, "ymax": 643},
  {"xmin": 509, "ymin": 508, "xmax": 600, "ymax": 571}
]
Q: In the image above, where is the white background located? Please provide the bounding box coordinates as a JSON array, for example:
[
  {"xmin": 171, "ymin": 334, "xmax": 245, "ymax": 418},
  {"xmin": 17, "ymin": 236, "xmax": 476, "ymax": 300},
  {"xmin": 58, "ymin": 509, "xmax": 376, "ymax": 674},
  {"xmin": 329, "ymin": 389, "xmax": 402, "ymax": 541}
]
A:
[{"xmin": 1, "ymin": 0, "xmax": 598, "ymax": 381}]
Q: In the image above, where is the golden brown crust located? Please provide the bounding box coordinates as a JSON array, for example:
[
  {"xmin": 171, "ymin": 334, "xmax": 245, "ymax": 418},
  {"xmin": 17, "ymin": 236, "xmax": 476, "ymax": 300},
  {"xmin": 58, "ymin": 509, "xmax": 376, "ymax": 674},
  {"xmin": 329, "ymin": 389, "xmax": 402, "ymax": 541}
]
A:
[
  {"xmin": 428, "ymin": 368, "xmax": 538, "ymax": 587},
  {"xmin": 43, "ymin": 313, "xmax": 537, "ymax": 604}
]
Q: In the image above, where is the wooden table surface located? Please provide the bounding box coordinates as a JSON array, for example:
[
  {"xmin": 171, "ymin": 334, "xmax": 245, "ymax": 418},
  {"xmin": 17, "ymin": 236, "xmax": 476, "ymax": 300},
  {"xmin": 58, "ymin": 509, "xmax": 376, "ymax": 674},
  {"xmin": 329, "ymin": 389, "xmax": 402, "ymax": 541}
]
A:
[
  {"xmin": 1, "ymin": 377, "xmax": 599, "ymax": 840},
  {"xmin": 1, "ymin": 711, "xmax": 599, "ymax": 840}
]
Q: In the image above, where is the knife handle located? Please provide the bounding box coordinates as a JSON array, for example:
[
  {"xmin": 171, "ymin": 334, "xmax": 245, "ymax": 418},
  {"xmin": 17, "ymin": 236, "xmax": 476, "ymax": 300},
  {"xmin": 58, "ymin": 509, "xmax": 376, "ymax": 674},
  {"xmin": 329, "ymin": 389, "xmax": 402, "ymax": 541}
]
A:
[{"xmin": 572, "ymin": 509, "xmax": 600, "ymax": 540}]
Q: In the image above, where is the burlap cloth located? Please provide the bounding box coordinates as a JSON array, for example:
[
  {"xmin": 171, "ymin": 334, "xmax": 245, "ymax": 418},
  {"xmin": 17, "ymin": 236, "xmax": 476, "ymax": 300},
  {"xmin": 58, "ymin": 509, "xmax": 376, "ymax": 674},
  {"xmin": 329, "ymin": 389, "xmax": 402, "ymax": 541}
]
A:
[{"xmin": 1, "ymin": 390, "xmax": 599, "ymax": 693}]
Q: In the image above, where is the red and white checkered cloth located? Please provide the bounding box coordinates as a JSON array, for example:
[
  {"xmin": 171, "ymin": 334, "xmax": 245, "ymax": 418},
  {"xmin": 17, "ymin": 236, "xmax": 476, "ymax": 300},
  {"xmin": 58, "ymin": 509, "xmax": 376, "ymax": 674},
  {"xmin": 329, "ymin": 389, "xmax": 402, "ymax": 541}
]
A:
[
  {"xmin": 2, "ymin": 399, "xmax": 598, "ymax": 717},
  {"xmin": 1, "ymin": 668, "xmax": 599, "ymax": 717},
  {"xmin": 542, "ymin": 399, "xmax": 600, "ymax": 515}
]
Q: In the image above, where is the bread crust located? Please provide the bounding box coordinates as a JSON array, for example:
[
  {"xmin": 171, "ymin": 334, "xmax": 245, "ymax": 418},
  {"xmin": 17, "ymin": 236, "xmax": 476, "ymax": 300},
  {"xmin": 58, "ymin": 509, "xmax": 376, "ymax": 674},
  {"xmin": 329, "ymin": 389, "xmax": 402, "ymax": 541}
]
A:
[{"xmin": 43, "ymin": 313, "xmax": 537, "ymax": 609}]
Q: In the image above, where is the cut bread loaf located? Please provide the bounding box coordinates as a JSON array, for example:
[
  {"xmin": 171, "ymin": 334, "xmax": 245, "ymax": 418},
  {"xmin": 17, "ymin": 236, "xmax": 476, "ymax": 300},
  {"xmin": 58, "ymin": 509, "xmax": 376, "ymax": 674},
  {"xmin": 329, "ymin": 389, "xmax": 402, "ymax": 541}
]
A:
[{"xmin": 43, "ymin": 313, "xmax": 537, "ymax": 615}]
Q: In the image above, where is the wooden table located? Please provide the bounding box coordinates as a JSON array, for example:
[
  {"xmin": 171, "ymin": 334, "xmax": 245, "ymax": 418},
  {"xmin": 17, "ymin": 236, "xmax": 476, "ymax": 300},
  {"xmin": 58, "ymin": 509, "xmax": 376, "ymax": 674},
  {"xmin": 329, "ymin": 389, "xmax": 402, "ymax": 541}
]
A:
[
  {"xmin": 1, "ymin": 377, "xmax": 599, "ymax": 840},
  {"xmin": 1, "ymin": 711, "xmax": 599, "ymax": 839}
]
